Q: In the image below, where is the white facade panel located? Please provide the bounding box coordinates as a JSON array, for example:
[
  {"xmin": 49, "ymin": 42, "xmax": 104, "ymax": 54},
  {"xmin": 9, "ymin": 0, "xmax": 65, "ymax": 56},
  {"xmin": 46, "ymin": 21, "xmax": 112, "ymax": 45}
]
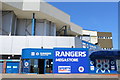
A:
[
  {"xmin": 42, "ymin": 36, "xmax": 56, "ymax": 48},
  {"xmin": 82, "ymin": 36, "xmax": 91, "ymax": 43},
  {"xmin": 56, "ymin": 37, "xmax": 73, "ymax": 48},
  {"xmin": 0, "ymin": 37, "xmax": 2, "ymax": 53},
  {"xmin": 69, "ymin": 37, "xmax": 75, "ymax": 48},
  {"xmin": 23, "ymin": 0, "xmax": 40, "ymax": 11},
  {"xmin": 11, "ymin": 36, "xmax": 26, "ymax": 54},
  {"xmin": 0, "ymin": 36, "xmax": 81, "ymax": 55},
  {"xmin": 3, "ymin": 1, "xmax": 23, "ymax": 10},
  {"xmin": 83, "ymin": 30, "xmax": 97, "ymax": 36},
  {"xmin": 75, "ymin": 37, "xmax": 82, "ymax": 48},
  {"xmin": 40, "ymin": 2, "xmax": 70, "ymax": 24},
  {"xmin": 1, "ymin": 36, "xmax": 12, "ymax": 53},
  {"xmin": 82, "ymin": 30, "xmax": 98, "ymax": 44},
  {"xmin": 27, "ymin": 36, "xmax": 42, "ymax": 48},
  {"xmin": 91, "ymin": 37, "xmax": 98, "ymax": 44},
  {"xmin": 70, "ymin": 22, "xmax": 83, "ymax": 35}
]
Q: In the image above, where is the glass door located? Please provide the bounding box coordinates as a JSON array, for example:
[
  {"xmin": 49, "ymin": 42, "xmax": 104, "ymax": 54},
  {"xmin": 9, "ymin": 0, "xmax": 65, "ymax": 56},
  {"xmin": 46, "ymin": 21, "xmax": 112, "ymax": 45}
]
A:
[
  {"xmin": 45, "ymin": 59, "xmax": 53, "ymax": 73},
  {"xmin": 34, "ymin": 59, "xmax": 38, "ymax": 73},
  {"xmin": 30, "ymin": 59, "xmax": 38, "ymax": 74}
]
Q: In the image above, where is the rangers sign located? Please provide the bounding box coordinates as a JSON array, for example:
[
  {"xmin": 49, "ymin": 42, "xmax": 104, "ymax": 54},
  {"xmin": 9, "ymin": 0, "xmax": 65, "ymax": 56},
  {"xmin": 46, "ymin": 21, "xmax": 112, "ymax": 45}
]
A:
[{"xmin": 53, "ymin": 48, "xmax": 89, "ymax": 74}]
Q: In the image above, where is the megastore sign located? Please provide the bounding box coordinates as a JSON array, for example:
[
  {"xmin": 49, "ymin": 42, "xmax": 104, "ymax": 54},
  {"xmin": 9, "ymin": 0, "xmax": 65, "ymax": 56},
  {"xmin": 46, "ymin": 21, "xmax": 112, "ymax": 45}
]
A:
[{"xmin": 53, "ymin": 48, "xmax": 89, "ymax": 74}]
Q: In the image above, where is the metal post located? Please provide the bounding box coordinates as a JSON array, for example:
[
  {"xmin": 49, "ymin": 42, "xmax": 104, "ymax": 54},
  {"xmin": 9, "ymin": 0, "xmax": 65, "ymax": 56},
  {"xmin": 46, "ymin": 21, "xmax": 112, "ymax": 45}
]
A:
[
  {"xmin": 3, "ymin": 60, "xmax": 6, "ymax": 73},
  {"xmin": 19, "ymin": 57, "xmax": 22, "ymax": 74},
  {"xmin": 32, "ymin": 13, "xmax": 35, "ymax": 36},
  {"xmin": 64, "ymin": 26, "xmax": 67, "ymax": 36}
]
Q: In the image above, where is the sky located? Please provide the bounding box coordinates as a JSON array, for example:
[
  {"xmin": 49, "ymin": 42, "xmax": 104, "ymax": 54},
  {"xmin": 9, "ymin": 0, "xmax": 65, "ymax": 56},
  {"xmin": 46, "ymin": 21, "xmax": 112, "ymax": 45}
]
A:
[{"xmin": 48, "ymin": 2, "xmax": 118, "ymax": 50}]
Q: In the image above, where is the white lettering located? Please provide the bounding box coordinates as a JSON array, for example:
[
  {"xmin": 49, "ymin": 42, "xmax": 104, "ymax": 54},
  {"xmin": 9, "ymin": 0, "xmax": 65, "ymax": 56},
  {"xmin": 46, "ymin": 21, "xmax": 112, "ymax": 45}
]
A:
[
  {"xmin": 55, "ymin": 51, "xmax": 87, "ymax": 57},
  {"xmin": 56, "ymin": 51, "xmax": 60, "ymax": 57},
  {"xmin": 55, "ymin": 58, "xmax": 78, "ymax": 62}
]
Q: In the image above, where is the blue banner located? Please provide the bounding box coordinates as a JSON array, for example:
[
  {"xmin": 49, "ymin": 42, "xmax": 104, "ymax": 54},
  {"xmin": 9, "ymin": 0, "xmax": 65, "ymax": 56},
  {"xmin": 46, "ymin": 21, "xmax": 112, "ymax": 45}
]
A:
[
  {"xmin": 23, "ymin": 60, "xmax": 30, "ymax": 73},
  {"xmin": 53, "ymin": 48, "xmax": 89, "ymax": 74},
  {"xmin": 22, "ymin": 48, "xmax": 53, "ymax": 59}
]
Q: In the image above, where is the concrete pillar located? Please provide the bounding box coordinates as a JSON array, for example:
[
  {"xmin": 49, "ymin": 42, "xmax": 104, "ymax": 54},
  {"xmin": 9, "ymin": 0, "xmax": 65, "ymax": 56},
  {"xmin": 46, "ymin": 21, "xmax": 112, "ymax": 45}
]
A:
[
  {"xmin": 9, "ymin": 12, "xmax": 14, "ymax": 36},
  {"xmin": 44, "ymin": 20, "xmax": 47, "ymax": 36},
  {"xmin": 53, "ymin": 23, "xmax": 56, "ymax": 36}
]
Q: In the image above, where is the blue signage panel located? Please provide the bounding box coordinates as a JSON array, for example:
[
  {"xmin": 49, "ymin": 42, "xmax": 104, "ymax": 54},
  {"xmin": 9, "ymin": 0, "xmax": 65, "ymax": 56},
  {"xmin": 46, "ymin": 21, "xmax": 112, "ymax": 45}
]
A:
[
  {"xmin": 22, "ymin": 48, "xmax": 53, "ymax": 59},
  {"xmin": 6, "ymin": 62, "xmax": 19, "ymax": 73},
  {"xmin": 53, "ymin": 48, "xmax": 89, "ymax": 74},
  {"xmin": 23, "ymin": 60, "xmax": 30, "ymax": 73}
]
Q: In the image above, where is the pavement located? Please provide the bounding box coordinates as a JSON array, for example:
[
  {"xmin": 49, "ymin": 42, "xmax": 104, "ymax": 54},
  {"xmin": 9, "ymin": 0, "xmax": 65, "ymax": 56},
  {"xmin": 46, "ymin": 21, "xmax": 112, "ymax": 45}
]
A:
[{"xmin": 1, "ymin": 74, "xmax": 120, "ymax": 80}]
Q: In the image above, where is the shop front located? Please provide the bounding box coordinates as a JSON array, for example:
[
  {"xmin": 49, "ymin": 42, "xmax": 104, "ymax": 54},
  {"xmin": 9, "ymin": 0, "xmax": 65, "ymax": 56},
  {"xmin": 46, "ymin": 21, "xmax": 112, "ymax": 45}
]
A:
[
  {"xmin": 21, "ymin": 49, "xmax": 120, "ymax": 74},
  {"xmin": 89, "ymin": 51, "xmax": 120, "ymax": 74},
  {"xmin": 21, "ymin": 48, "xmax": 89, "ymax": 74},
  {"xmin": 22, "ymin": 49, "xmax": 53, "ymax": 74}
]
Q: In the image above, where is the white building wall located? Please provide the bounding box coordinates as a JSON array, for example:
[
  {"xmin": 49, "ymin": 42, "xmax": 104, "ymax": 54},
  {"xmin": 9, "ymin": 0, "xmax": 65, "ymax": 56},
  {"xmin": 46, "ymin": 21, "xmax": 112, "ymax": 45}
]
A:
[
  {"xmin": 82, "ymin": 36, "xmax": 91, "ymax": 43},
  {"xmin": 82, "ymin": 30, "xmax": 98, "ymax": 44},
  {"xmin": 40, "ymin": 2, "xmax": 70, "ymax": 24},
  {"xmin": 83, "ymin": 30, "xmax": 97, "ymax": 36},
  {"xmin": 75, "ymin": 37, "xmax": 82, "ymax": 48},
  {"xmin": 91, "ymin": 37, "xmax": 98, "ymax": 44},
  {"xmin": 70, "ymin": 22, "xmax": 83, "ymax": 35},
  {"xmin": 0, "ymin": 36, "xmax": 82, "ymax": 55},
  {"xmin": 0, "ymin": 36, "xmax": 13, "ymax": 54},
  {"xmin": 2, "ymin": 1, "xmax": 83, "ymax": 35},
  {"xmin": 23, "ymin": 0, "xmax": 40, "ymax": 11}
]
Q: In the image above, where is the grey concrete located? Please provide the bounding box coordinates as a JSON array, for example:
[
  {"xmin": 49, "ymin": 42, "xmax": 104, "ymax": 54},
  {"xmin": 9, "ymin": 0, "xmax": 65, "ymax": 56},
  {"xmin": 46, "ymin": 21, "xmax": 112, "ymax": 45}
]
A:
[{"xmin": 1, "ymin": 74, "xmax": 119, "ymax": 80}]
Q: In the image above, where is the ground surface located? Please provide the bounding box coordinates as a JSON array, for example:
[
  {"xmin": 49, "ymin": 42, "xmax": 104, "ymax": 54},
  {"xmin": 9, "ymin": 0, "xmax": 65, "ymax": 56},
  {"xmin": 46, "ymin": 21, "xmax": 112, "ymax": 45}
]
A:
[{"xmin": 1, "ymin": 74, "xmax": 120, "ymax": 80}]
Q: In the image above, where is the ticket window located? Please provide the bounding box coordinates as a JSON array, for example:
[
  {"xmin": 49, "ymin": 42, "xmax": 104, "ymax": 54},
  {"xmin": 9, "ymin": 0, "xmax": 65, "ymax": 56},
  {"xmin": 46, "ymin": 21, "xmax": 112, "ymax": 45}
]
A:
[{"xmin": 45, "ymin": 59, "xmax": 53, "ymax": 73}]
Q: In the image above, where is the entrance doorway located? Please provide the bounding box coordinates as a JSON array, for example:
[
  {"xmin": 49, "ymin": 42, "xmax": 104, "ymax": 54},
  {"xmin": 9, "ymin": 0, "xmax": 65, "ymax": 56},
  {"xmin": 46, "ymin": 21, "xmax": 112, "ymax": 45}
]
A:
[
  {"xmin": 26, "ymin": 59, "xmax": 53, "ymax": 74},
  {"xmin": 29, "ymin": 59, "xmax": 45, "ymax": 74},
  {"xmin": 38, "ymin": 59, "xmax": 45, "ymax": 74}
]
